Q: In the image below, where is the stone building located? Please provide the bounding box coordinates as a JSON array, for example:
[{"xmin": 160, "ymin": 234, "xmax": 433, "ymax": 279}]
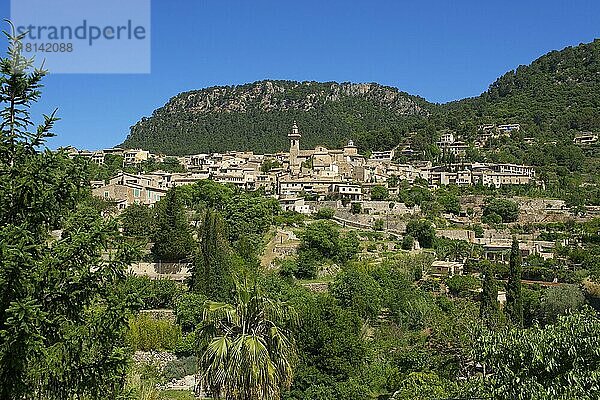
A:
[{"xmin": 288, "ymin": 122, "xmax": 301, "ymax": 176}]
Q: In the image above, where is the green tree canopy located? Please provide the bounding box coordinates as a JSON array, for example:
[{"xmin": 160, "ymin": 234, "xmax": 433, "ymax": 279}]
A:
[
  {"xmin": 151, "ymin": 188, "xmax": 195, "ymax": 262},
  {"xmin": 505, "ymin": 238, "xmax": 524, "ymax": 327},
  {"xmin": 179, "ymin": 180, "xmax": 280, "ymax": 248},
  {"xmin": 475, "ymin": 309, "xmax": 600, "ymax": 400},
  {"xmin": 0, "ymin": 28, "xmax": 135, "ymax": 399},
  {"xmin": 295, "ymin": 221, "xmax": 360, "ymax": 279},
  {"xmin": 120, "ymin": 203, "xmax": 155, "ymax": 238},
  {"xmin": 483, "ymin": 198, "xmax": 519, "ymax": 224},
  {"xmin": 294, "ymin": 294, "xmax": 367, "ymax": 381},
  {"xmin": 370, "ymin": 185, "xmax": 389, "ymax": 201},
  {"xmin": 479, "ymin": 262, "xmax": 502, "ymax": 328},
  {"xmin": 539, "ymin": 284, "xmax": 585, "ymax": 324},
  {"xmin": 405, "ymin": 219, "xmax": 436, "ymax": 248},
  {"xmin": 192, "ymin": 209, "xmax": 236, "ymax": 301},
  {"xmin": 330, "ymin": 264, "xmax": 382, "ymax": 320}
]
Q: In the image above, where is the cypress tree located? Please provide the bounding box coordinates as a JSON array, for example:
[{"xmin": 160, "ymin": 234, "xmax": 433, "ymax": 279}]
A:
[
  {"xmin": 192, "ymin": 209, "xmax": 234, "ymax": 301},
  {"xmin": 480, "ymin": 261, "xmax": 501, "ymax": 328},
  {"xmin": 151, "ymin": 188, "xmax": 195, "ymax": 262},
  {"xmin": 505, "ymin": 237, "xmax": 524, "ymax": 327}
]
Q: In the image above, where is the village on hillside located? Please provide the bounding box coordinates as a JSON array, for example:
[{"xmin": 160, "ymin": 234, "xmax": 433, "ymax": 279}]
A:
[
  {"xmin": 70, "ymin": 122, "xmax": 538, "ymax": 208},
  {"xmin": 61, "ymin": 122, "xmax": 599, "ymax": 296},
  {"xmin": 4, "ymin": 2, "xmax": 600, "ymax": 397}
]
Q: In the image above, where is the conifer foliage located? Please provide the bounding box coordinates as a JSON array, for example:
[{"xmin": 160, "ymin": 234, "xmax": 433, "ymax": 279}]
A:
[
  {"xmin": 479, "ymin": 261, "xmax": 501, "ymax": 328},
  {"xmin": 0, "ymin": 24, "xmax": 135, "ymax": 399},
  {"xmin": 505, "ymin": 238, "xmax": 524, "ymax": 327},
  {"xmin": 151, "ymin": 188, "xmax": 195, "ymax": 262},
  {"xmin": 192, "ymin": 209, "xmax": 235, "ymax": 301}
]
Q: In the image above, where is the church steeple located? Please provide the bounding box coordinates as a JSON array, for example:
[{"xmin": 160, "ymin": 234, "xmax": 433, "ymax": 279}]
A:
[{"xmin": 288, "ymin": 122, "xmax": 301, "ymax": 176}]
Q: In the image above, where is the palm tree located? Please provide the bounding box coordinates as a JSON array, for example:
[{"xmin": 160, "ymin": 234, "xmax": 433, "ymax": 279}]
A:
[
  {"xmin": 437, "ymin": 239, "xmax": 472, "ymax": 262},
  {"xmin": 196, "ymin": 278, "xmax": 297, "ymax": 400}
]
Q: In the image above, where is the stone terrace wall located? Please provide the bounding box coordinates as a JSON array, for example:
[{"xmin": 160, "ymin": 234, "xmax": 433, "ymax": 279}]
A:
[
  {"xmin": 436, "ymin": 229, "xmax": 475, "ymax": 241},
  {"xmin": 460, "ymin": 195, "xmax": 573, "ymax": 223},
  {"xmin": 360, "ymin": 201, "xmax": 419, "ymax": 215},
  {"xmin": 307, "ymin": 200, "xmax": 419, "ymax": 216},
  {"xmin": 333, "ymin": 211, "xmax": 407, "ymax": 233},
  {"xmin": 128, "ymin": 262, "xmax": 191, "ymax": 280},
  {"xmin": 515, "ymin": 197, "xmax": 571, "ymax": 223}
]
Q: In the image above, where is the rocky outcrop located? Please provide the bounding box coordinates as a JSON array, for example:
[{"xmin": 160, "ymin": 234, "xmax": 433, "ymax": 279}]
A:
[
  {"xmin": 133, "ymin": 351, "xmax": 177, "ymax": 369},
  {"xmin": 159, "ymin": 81, "xmax": 428, "ymax": 116},
  {"xmin": 122, "ymin": 79, "xmax": 432, "ymax": 155}
]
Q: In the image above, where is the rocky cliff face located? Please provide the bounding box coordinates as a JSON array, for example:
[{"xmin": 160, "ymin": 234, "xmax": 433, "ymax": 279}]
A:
[
  {"xmin": 156, "ymin": 80, "xmax": 429, "ymax": 116},
  {"xmin": 123, "ymin": 80, "xmax": 431, "ymax": 155},
  {"xmin": 122, "ymin": 40, "xmax": 600, "ymax": 156}
]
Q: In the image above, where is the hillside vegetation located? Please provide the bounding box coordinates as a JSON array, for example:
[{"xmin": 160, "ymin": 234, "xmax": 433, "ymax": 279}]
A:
[
  {"xmin": 122, "ymin": 40, "xmax": 600, "ymax": 158},
  {"xmin": 444, "ymin": 38, "xmax": 600, "ymax": 137},
  {"xmin": 122, "ymin": 81, "xmax": 430, "ymax": 155}
]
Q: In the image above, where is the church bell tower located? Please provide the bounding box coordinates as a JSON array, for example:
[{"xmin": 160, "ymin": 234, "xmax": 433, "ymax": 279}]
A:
[{"xmin": 288, "ymin": 122, "xmax": 301, "ymax": 176}]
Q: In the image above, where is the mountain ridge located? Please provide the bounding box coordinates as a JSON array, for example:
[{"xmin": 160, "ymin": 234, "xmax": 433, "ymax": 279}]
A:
[
  {"xmin": 122, "ymin": 40, "xmax": 600, "ymax": 156},
  {"xmin": 155, "ymin": 81, "xmax": 431, "ymax": 115},
  {"xmin": 123, "ymin": 80, "xmax": 430, "ymax": 155}
]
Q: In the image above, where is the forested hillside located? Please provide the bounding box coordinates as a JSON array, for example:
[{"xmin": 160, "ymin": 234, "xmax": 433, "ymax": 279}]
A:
[
  {"xmin": 122, "ymin": 81, "xmax": 430, "ymax": 155},
  {"xmin": 4, "ymin": 28, "xmax": 600, "ymax": 400},
  {"xmin": 443, "ymin": 38, "xmax": 600, "ymax": 137},
  {"xmin": 122, "ymin": 40, "xmax": 600, "ymax": 156}
]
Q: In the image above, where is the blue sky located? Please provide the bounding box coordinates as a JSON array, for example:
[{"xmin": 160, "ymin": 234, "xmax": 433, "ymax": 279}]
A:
[{"xmin": 1, "ymin": 0, "xmax": 599, "ymax": 150}]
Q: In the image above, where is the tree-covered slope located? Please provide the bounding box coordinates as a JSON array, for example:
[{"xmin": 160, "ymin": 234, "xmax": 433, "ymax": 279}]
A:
[
  {"xmin": 121, "ymin": 80, "xmax": 431, "ymax": 155},
  {"xmin": 122, "ymin": 40, "xmax": 600, "ymax": 155},
  {"xmin": 444, "ymin": 39, "xmax": 600, "ymax": 136}
]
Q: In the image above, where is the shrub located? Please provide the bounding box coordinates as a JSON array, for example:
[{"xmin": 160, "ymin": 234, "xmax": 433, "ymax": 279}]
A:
[
  {"xmin": 392, "ymin": 372, "xmax": 454, "ymax": 400},
  {"xmin": 401, "ymin": 234, "xmax": 415, "ymax": 250},
  {"xmin": 373, "ymin": 219, "xmax": 385, "ymax": 231},
  {"xmin": 174, "ymin": 293, "xmax": 206, "ymax": 332},
  {"xmin": 173, "ymin": 332, "xmax": 197, "ymax": 356},
  {"xmin": 446, "ymin": 275, "xmax": 479, "ymax": 297},
  {"xmin": 260, "ymin": 159, "xmax": 281, "ymax": 173},
  {"xmin": 163, "ymin": 356, "xmax": 197, "ymax": 381},
  {"xmin": 127, "ymin": 313, "xmax": 181, "ymax": 351},
  {"xmin": 274, "ymin": 210, "xmax": 305, "ymax": 226},
  {"xmin": 483, "ymin": 198, "xmax": 519, "ymax": 223},
  {"xmin": 351, "ymin": 202, "xmax": 362, "ymax": 214},
  {"xmin": 122, "ymin": 276, "xmax": 185, "ymax": 309},
  {"xmin": 277, "ymin": 258, "xmax": 300, "ymax": 279},
  {"xmin": 334, "ymin": 379, "xmax": 371, "ymax": 400},
  {"xmin": 150, "ymin": 279, "xmax": 184, "ymax": 309},
  {"xmin": 315, "ymin": 207, "xmax": 335, "ymax": 219},
  {"xmin": 473, "ymin": 224, "xmax": 484, "ymax": 238}
]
